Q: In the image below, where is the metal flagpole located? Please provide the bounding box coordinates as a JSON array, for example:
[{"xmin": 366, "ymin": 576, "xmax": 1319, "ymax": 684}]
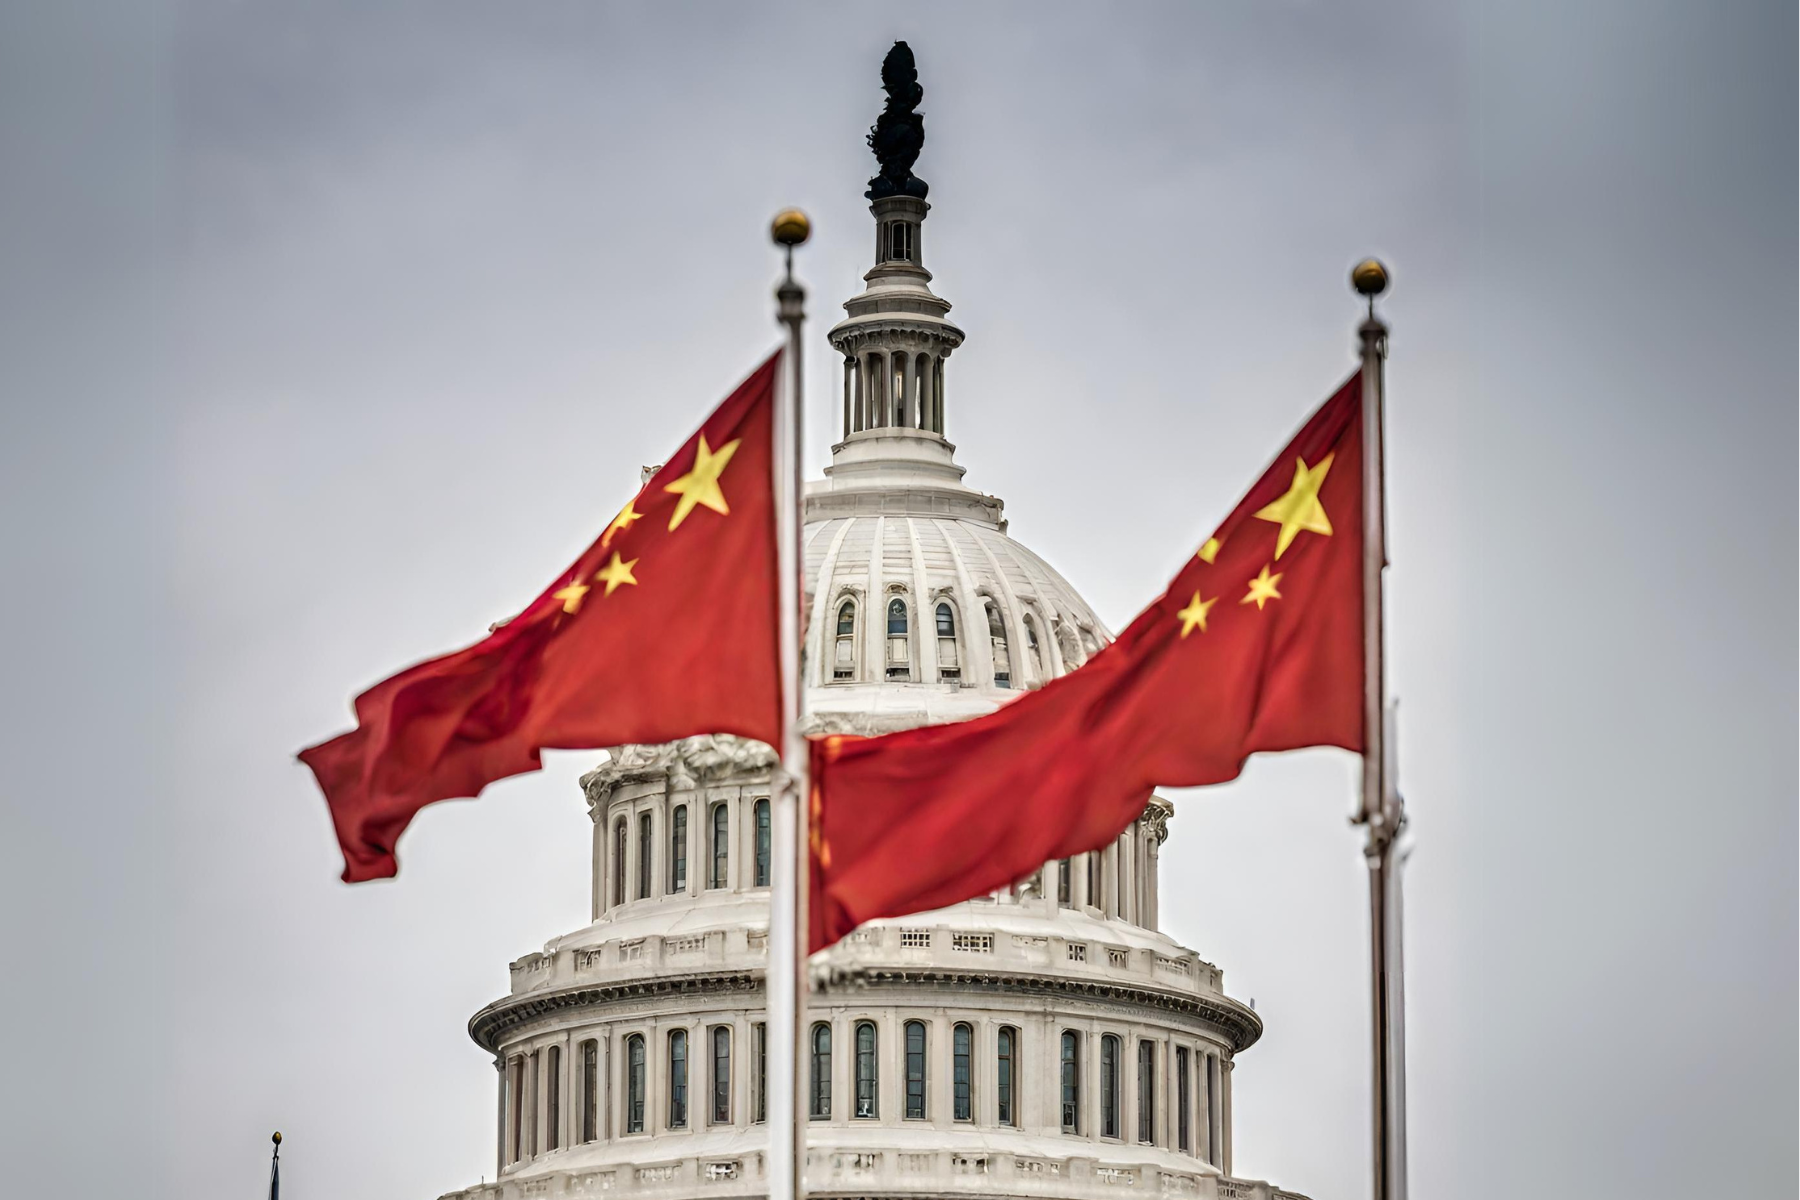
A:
[
  {"xmin": 1350, "ymin": 258, "xmax": 1408, "ymax": 1200},
  {"xmin": 268, "ymin": 1131, "xmax": 282, "ymax": 1200},
  {"xmin": 768, "ymin": 208, "xmax": 811, "ymax": 1200}
]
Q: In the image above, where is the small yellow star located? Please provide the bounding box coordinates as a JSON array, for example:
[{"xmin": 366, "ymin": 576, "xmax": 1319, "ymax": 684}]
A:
[
  {"xmin": 1197, "ymin": 537, "xmax": 1222, "ymax": 564},
  {"xmin": 663, "ymin": 433, "xmax": 742, "ymax": 531},
  {"xmin": 1177, "ymin": 591, "xmax": 1218, "ymax": 638},
  {"xmin": 1241, "ymin": 563, "xmax": 1283, "ymax": 610},
  {"xmin": 593, "ymin": 552, "xmax": 639, "ymax": 596},
  {"xmin": 601, "ymin": 502, "xmax": 642, "ymax": 549},
  {"xmin": 1253, "ymin": 452, "xmax": 1335, "ymax": 559},
  {"xmin": 552, "ymin": 580, "xmax": 590, "ymax": 615}
]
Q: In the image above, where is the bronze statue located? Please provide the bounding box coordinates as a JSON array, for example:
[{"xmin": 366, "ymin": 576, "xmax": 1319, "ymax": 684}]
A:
[{"xmin": 866, "ymin": 41, "xmax": 928, "ymax": 200}]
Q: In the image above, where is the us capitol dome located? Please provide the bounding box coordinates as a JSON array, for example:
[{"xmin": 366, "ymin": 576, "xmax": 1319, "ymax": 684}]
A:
[{"xmin": 438, "ymin": 108, "xmax": 1314, "ymax": 1200}]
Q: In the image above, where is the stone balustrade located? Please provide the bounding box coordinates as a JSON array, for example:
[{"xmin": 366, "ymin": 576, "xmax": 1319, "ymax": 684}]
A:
[
  {"xmin": 507, "ymin": 923, "xmax": 1224, "ymax": 1003},
  {"xmin": 438, "ymin": 1148, "xmax": 1307, "ymax": 1200}
]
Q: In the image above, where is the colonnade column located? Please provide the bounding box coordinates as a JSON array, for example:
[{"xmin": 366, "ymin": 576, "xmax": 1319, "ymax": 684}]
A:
[
  {"xmin": 1146, "ymin": 829, "xmax": 1160, "ymax": 930},
  {"xmin": 843, "ymin": 358, "xmax": 855, "ymax": 438},
  {"xmin": 495, "ymin": 1056, "xmax": 506, "ymax": 1175},
  {"xmin": 873, "ymin": 351, "xmax": 888, "ymax": 427},
  {"xmin": 899, "ymin": 350, "xmax": 915, "ymax": 427},
  {"xmin": 935, "ymin": 356, "xmax": 946, "ymax": 434},
  {"xmin": 1122, "ymin": 830, "xmax": 1136, "ymax": 924},
  {"xmin": 917, "ymin": 354, "xmax": 934, "ymax": 432},
  {"xmin": 859, "ymin": 354, "xmax": 874, "ymax": 429},
  {"xmin": 591, "ymin": 820, "xmax": 603, "ymax": 922},
  {"xmin": 1222, "ymin": 1060, "xmax": 1234, "ymax": 1175}
]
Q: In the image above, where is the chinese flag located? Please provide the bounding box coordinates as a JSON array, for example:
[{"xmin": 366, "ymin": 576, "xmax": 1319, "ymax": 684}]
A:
[
  {"xmin": 810, "ymin": 373, "xmax": 1366, "ymax": 951},
  {"xmin": 302, "ymin": 353, "xmax": 783, "ymax": 882}
]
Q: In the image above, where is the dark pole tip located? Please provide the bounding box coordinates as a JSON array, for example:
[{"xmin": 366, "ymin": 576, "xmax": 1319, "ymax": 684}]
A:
[{"xmin": 272, "ymin": 1131, "xmax": 282, "ymax": 1146}]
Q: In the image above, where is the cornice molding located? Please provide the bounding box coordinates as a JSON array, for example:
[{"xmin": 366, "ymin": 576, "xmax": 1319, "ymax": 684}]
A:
[{"xmin": 469, "ymin": 966, "xmax": 1260, "ymax": 1055}]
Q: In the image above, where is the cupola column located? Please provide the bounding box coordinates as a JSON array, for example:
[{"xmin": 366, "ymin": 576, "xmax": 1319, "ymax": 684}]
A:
[
  {"xmin": 916, "ymin": 355, "xmax": 934, "ymax": 433},
  {"xmin": 842, "ymin": 358, "xmax": 855, "ymax": 437},
  {"xmin": 899, "ymin": 350, "xmax": 916, "ymax": 427}
]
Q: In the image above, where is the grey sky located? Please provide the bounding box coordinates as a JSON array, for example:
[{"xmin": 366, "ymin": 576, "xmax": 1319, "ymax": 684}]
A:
[{"xmin": 1, "ymin": 2, "xmax": 1792, "ymax": 1198}]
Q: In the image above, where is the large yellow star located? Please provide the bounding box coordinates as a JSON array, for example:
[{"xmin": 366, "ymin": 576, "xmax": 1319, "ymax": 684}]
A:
[
  {"xmin": 1253, "ymin": 452, "xmax": 1335, "ymax": 559},
  {"xmin": 552, "ymin": 580, "xmax": 590, "ymax": 615},
  {"xmin": 663, "ymin": 433, "xmax": 742, "ymax": 531},
  {"xmin": 601, "ymin": 501, "xmax": 642, "ymax": 549},
  {"xmin": 593, "ymin": 552, "xmax": 639, "ymax": 596},
  {"xmin": 1241, "ymin": 563, "xmax": 1283, "ymax": 610},
  {"xmin": 1177, "ymin": 591, "xmax": 1217, "ymax": 638}
]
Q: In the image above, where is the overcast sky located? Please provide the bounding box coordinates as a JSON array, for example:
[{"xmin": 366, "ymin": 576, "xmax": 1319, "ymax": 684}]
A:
[{"xmin": 1, "ymin": 3, "xmax": 1793, "ymax": 1198}]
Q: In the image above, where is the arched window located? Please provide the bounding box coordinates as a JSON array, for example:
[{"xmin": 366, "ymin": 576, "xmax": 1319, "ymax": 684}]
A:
[
  {"xmin": 754, "ymin": 798, "xmax": 771, "ymax": 888},
  {"xmin": 1057, "ymin": 858, "xmax": 1072, "ymax": 907},
  {"xmin": 668, "ymin": 1029, "xmax": 688, "ymax": 1129},
  {"xmin": 753, "ymin": 1022, "xmax": 767, "ymax": 1124},
  {"xmin": 887, "ymin": 220, "xmax": 913, "ymax": 262},
  {"xmin": 709, "ymin": 803, "xmax": 729, "ymax": 889},
  {"xmin": 986, "ymin": 601, "xmax": 1012, "ymax": 688},
  {"xmin": 612, "ymin": 818, "xmax": 627, "ymax": 907},
  {"xmin": 1176, "ymin": 1046, "xmax": 1191, "ymax": 1153},
  {"xmin": 935, "ymin": 602, "xmax": 960, "ymax": 682},
  {"xmin": 854, "ymin": 1021, "xmax": 878, "ymax": 1118},
  {"xmin": 580, "ymin": 1040, "xmax": 599, "ymax": 1144},
  {"xmin": 710, "ymin": 1026, "xmax": 732, "ymax": 1124},
  {"xmin": 669, "ymin": 805, "xmax": 687, "ymax": 893},
  {"xmin": 1058, "ymin": 625, "xmax": 1082, "ymax": 670},
  {"xmin": 1137, "ymin": 1040, "xmax": 1156, "ymax": 1144},
  {"xmin": 1101, "ymin": 1034, "xmax": 1121, "ymax": 1138},
  {"xmin": 834, "ymin": 600, "xmax": 857, "ymax": 680},
  {"xmin": 625, "ymin": 1035, "xmax": 646, "ymax": 1134},
  {"xmin": 809, "ymin": 1023, "xmax": 832, "ymax": 1119},
  {"xmin": 636, "ymin": 812, "xmax": 653, "ymax": 900},
  {"xmin": 1060, "ymin": 1031, "xmax": 1080, "ymax": 1133},
  {"xmin": 1023, "ymin": 613, "xmax": 1046, "ymax": 680},
  {"xmin": 886, "ymin": 597, "xmax": 911, "ymax": 681},
  {"xmin": 546, "ymin": 1044, "xmax": 562, "ymax": 1150},
  {"xmin": 903, "ymin": 1020, "xmax": 927, "ymax": 1119},
  {"xmin": 952, "ymin": 1023, "xmax": 973, "ymax": 1121},
  {"xmin": 997, "ymin": 1026, "xmax": 1017, "ymax": 1127}
]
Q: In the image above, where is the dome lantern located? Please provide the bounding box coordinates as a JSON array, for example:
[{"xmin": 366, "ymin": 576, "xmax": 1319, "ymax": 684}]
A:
[{"xmin": 827, "ymin": 44, "xmax": 967, "ymax": 491}]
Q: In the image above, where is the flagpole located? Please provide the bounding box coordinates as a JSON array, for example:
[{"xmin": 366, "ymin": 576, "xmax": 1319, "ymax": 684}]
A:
[
  {"xmin": 1351, "ymin": 258, "xmax": 1407, "ymax": 1200},
  {"xmin": 769, "ymin": 208, "xmax": 811, "ymax": 1200},
  {"xmin": 268, "ymin": 1131, "xmax": 281, "ymax": 1200}
]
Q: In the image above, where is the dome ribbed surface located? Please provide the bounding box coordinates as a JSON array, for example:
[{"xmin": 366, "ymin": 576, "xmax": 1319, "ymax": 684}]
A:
[{"xmin": 801, "ymin": 512, "xmax": 1111, "ymax": 733}]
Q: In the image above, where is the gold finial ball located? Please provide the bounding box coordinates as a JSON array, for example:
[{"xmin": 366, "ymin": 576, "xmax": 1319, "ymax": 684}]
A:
[
  {"xmin": 1351, "ymin": 258, "xmax": 1390, "ymax": 297},
  {"xmin": 770, "ymin": 208, "xmax": 811, "ymax": 247},
  {"xmin": 272, "ymin": 1132, "xmax": 282, "ymax": 1145}
]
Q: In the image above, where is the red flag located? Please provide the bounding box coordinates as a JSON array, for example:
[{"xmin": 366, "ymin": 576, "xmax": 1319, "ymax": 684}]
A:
[
  {"xmin": 302, "ymin": 353, "xmax": 783, "ymax": 881},
  {"xmin": 809, "ymin": 372, "xmax": 1365, "ymax": 951}
]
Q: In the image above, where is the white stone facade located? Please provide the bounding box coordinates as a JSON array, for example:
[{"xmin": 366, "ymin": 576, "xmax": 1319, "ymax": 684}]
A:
[{"xmin": 436, "ymin": 189, "xmax": 1314, "ymax": 1200}]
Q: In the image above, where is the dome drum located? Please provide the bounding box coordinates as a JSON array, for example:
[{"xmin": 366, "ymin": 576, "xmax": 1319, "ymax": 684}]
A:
[{"xmin": 461, "ymin": 950, "xmax": 1270, "ymax": 1200}]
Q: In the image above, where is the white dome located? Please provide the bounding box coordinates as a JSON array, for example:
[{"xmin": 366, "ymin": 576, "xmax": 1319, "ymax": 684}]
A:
[{"xmin": 802, "ymin": 484, "xmax": 1111, "ymax": 734}]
